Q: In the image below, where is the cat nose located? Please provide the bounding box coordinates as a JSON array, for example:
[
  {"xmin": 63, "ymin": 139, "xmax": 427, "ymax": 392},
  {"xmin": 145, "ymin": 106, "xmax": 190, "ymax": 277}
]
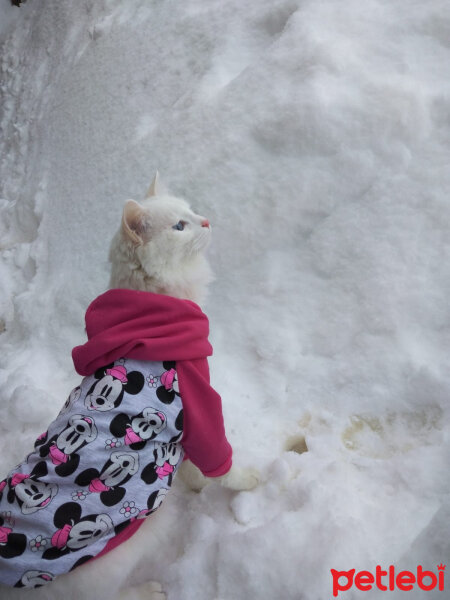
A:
[{"xmin": 201, "ymin": 219, "xmax": 210, "ymax": 228}]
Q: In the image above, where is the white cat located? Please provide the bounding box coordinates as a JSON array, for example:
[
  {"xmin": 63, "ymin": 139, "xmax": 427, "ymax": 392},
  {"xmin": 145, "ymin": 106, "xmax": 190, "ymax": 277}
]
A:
[
  {"xmin": 0, "ymin": 175, "xmax": 257, "ymax": 600},
  {"xmin": 110, "ymin": 175, "xmax": 259, "ymax": 489},
  {"xmin": 108, "ymin": 174, "xmax": 258, "ymax": 600}
]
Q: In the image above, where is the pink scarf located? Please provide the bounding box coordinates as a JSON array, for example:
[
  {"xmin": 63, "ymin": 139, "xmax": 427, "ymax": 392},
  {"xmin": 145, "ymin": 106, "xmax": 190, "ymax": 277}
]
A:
[{"xmin": 72, "ymin": 289, "xmax": 212, "ymax": 375}]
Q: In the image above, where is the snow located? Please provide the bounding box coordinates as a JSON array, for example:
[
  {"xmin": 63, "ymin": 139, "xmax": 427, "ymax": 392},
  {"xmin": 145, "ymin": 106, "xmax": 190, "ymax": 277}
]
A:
[{"xmin": 0, "ymin": 0, "xmax": 449, "ymax": 598}]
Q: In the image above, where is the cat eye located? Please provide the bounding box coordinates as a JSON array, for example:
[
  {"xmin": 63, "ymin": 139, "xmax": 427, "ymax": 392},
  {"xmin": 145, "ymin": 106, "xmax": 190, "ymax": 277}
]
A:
[{"xmin": 172, "ymin": 221, "xmax": 186, "ymax": 231}]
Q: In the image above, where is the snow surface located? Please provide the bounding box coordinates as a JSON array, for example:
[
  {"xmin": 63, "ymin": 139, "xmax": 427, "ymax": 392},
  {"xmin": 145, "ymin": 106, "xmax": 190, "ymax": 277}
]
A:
[{"xmin": 1, "ymin": 0, "xmax": 449, "ymax": 598}]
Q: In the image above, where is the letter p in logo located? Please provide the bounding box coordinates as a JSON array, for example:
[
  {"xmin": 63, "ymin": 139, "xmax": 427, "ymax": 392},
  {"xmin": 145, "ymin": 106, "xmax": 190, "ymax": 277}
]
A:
[{"xmin": 331, "ymin": 569, "xmax": 356, "ymax": 597}]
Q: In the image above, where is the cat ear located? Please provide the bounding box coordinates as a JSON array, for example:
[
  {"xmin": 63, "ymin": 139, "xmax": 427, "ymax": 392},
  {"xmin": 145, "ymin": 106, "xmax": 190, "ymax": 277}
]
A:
[
  {"xmin": 146, "ymin": 171, "xmax": 160, "ymax": 198},
  {"xmin": 122, "ymin": 200, "xmax": 149, "ymax": 245}
]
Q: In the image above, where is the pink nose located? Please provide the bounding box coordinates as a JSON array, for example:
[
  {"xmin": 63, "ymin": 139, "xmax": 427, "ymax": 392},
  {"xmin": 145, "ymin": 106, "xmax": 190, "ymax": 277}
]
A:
[{"xmin": 201, "ymin": 219, "xmax": 210, "ymax": 228}]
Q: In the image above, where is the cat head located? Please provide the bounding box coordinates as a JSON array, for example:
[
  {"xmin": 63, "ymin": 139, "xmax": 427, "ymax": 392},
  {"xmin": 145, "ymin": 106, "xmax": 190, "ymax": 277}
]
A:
[{"xmin": 109, "ymin": 173, "xmax": 213, "ymax": 304}]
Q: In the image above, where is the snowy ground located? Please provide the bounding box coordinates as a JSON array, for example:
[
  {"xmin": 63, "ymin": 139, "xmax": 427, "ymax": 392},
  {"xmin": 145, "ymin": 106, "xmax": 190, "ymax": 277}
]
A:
[{"xmin": 1, "ymin": 0, "xmax": 449, "ymax": 598}]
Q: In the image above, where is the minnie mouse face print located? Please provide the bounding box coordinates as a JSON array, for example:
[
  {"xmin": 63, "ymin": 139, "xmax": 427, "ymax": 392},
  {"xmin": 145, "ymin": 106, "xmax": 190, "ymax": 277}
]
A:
[
  {"xmin": 109, "ymin": 407, "xmax": 167, "ymax": 450},
  {"xmin": 0, "ymin": 514, "xmax": 26, "ymax": 560},
  {"xmin": 156, "ymin": 362, "xmax": 181, "ymax": 404},
  {"xmin": 35, "ymin": 415, "xmax": 98, "ymax": 477},
  {"xmin": 141, "ymin": 443, "xmax": 183, "ymax": 487},
  {"xmin": 85, "ymin": 364, "xmax": 145, "ymax": 412},
  {"xmin": 75, "ymin": 450, "xmax": 140, "ymax": 507},
  {"xmin": 42, "ymin": 502, "xmax": 114, "ymax": 560},
  {"xmin": 15, "ymin": 570, "xmax": 55, "ymax": 588},
  {"xmin": 7, "ymin": 462, "xmax": 58, "ymax": 515}
]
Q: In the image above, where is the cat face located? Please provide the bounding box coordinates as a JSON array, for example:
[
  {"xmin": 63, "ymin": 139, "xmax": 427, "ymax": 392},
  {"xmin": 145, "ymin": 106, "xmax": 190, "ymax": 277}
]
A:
[
  {"xmin": 120, "ymin": 194, "xmax": 212, "ymax": 276},
  {"xmin": 127, "ymin": 195, "xmax": 212, "ymax": 261},
  {"xmin": 109, "ymin": 174, "xmax": 213, "ymax": 303}
]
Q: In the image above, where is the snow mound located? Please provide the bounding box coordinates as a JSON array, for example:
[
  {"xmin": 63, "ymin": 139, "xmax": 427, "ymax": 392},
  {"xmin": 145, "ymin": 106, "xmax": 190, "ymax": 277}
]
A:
[{"xmin": 0, "ymin": 0, "xmax": 449, "ymax": 598}]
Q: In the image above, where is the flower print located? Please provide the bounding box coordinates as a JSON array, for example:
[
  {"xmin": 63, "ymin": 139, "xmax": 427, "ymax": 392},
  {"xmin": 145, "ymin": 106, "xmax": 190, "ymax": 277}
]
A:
[
  {"xmin": 146, "ymin": 374, "xmax": 159, "ymax": 388},
  {"xmin": 119, "ymin": 501, "xmax": 139, "ymax": 518},
  {"xmin": 105, "ymin": 438, "xmax": 122, "ymax": 450},
  {"xmin": 29, "ymin": 535, "xmax": 48, "ymax": 552},
  {"xmin": 71, "ymin": 490, "xmax": 88, "ymax": 501}
]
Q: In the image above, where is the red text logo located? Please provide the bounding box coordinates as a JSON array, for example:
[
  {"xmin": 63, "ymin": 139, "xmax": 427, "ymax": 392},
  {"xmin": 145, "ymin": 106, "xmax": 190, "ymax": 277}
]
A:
[{"xmin": 330, "ymin": 564, "xmax": 445, "ymax": 597}]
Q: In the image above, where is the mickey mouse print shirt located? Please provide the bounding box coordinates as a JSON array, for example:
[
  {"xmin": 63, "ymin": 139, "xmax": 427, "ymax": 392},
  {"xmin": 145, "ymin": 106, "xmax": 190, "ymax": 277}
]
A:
[
  {"xmin": 0, "ymin": 358, "xmax": 183, "ymax": 587},
  {"xmin": 0, "ymin": 290, "xmax": 232, "ymax": 588}
]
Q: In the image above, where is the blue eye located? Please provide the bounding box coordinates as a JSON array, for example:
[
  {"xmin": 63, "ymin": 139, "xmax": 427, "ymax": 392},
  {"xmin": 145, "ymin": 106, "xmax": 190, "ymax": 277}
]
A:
[{"xmin": 172, "ymin": 221, "xmax": 185, "ymax": 231}]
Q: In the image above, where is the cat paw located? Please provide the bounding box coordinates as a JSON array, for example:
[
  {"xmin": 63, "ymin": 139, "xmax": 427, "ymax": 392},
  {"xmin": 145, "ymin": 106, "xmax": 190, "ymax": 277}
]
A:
[
  {"xmin": 217, "ymin": 466, "xmax": 260, "ymax": 491},
  {"xmin": 178, "ymin": 461, "xmax": 260, "ymax": 492},
  {"xmin": 177, "ymin": 460, "xmax": 209, "ymax": 492},
  {"xmin": 120, "ymin": 580, "xmax": 166, "ymax": 600}
]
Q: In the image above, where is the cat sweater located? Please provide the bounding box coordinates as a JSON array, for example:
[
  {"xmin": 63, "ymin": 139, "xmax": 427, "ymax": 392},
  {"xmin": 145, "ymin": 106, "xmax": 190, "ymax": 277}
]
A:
[
  {"xmin": 0, "ymin": 289, "xmax": 232, "ymax": 588},
  {"xmin": 73, "ymin": 289, "xmax": 232, "ymax": 477}
]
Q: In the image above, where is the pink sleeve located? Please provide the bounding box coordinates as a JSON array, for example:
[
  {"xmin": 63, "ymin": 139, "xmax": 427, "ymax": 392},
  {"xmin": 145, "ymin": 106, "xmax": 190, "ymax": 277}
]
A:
[{"xmin": 176, "ymin": 358, "xmax": 232, "ymax": 477}]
